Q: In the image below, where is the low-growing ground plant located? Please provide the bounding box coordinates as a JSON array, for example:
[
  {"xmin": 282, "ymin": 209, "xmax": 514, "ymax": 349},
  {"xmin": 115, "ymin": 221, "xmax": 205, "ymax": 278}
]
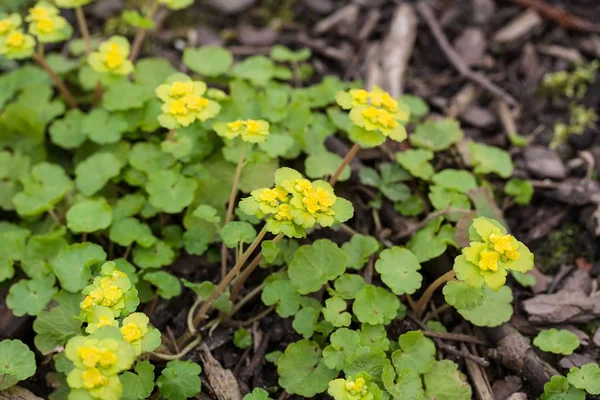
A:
[{"xmin": 0, "ymin": 1, "xmax": 598, "ymax": 400}]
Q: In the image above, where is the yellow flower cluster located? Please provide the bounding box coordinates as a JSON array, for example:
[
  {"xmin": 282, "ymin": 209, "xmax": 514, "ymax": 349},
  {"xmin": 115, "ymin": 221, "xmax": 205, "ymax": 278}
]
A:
[
  {"xmin": 478, "ymin": 233, "xmax": 520, "ymax": 272},
  {"xmin": 214, "ymin": 119, "xmax": 271, "ymax": 143},
  {"xmin": 121, "ymin": 322, "xmax": 142, "ymax": 343},
  {"xmin": 294, "ymin": 178, "xmax": 335, "ymax": 215},
  {"xmin": 0, "ymin": 13, "xmax": 35, "ymax": 60},
  {"xmin": 88, "ymin": 36, "xmax": 134, "ymax": 76},
  {"xmin": 81, "ymin": 271, "xmax": 127, "ymax": 311},
  {"xmin": 77, "ymin": 346, "xmax": 117, "ymax": 369},
  {"xmin": 345, "ymin": 377, "xmax": 368, "ymax": 396},
  {"xmin": 350, "ymin": 88, "xmax": 400, "ymax": 113}
]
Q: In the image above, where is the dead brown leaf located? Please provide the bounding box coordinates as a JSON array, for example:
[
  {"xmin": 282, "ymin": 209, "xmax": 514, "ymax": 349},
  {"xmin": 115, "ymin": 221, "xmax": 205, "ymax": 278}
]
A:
[{"xmin": 523, "ymin": 291, "xmax": 600, "ymax": 323}]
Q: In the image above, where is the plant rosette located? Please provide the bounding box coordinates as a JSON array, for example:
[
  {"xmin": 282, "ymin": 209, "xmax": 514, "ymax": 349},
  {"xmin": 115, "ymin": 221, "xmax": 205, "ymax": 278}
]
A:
[
  {"xmin": 155, "ymin": 73, "xmax": 221, "ymax": 129},
  {"xmin": 328, "ymin": 372, "xmax": 383, "ymax": 400},
  {"xmin": 454, "ymin": 217, "xmax": 534, "ymax": 290},
  {"xmin": 88, "ymin": 36, "xmax": 134, "ymax": 76},
  {"xmin": 239, "ymin": 167, "xmax": 354, "ymax": 238},
  {"xmin": 0, "ymin": 29, "xmax": 35, "ymax": 59},
  {"xmin": 335, "ymin": 86, "xmax": 410, "ymax": 147}
]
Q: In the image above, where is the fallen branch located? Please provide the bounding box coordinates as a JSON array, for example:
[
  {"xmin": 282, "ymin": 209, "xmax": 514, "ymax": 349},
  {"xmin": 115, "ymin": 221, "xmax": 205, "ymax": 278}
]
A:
[
  {"xmin": 512, "ymin": 0, "xmax": 600, "ymax": 33},
  {"xmin": 416, "ymin": 1, "xmax": 518, "ymax": 106}
]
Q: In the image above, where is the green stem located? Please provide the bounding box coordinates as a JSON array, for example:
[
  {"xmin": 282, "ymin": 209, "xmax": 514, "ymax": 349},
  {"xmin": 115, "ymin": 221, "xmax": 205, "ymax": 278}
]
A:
[
  {"xmin": 129, "ymin": 0, "xmax": 159, "ymax": 62},
  {"xmin": 221, "ymin": 142, "xmax": 247, "ymax": 279},
  {"xmin": 413, "ymin": 270, "xmax": 456, "ymax": 317},
  {"xmin": 152, "ymin": 335, "xmax": 201, "ymax": 361},
  {"xmin": 75, "ymin": 7, "xmax": 92, "ymax": 54},
  {"xmin": 32, "ymin": 54, "xmax": 78, "ymax": 109},
  {"xmin": 329, "ymin": 143, "xmax": 360, "ymax": 186}
]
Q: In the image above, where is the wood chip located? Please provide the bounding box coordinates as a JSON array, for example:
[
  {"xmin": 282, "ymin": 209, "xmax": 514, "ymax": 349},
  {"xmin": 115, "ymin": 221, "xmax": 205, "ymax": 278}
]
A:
[
  {"xmin": 453, "ymin": 27, "xmax": 486, "ymax": 67},
  {"xmin": 537, "ymin": 44, "xmax": 583, "ymax": 63},
  {"xmin": 492, "ymin": 376, "xmax": 523, "ymax": 400},
  {"xmin": 494, "ymin": 9, "xmax": 543, "ymax": 43},
  {"xmin": 523, "ymin": 291, "xmax": 600, "ymax": 323},
  {"xmin": 199, "ymin": 343, "xmax": 242, "ymax": 400}
]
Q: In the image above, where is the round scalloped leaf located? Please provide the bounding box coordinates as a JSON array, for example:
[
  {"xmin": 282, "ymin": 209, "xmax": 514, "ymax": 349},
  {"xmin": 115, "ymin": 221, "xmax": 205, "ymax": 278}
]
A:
[
  {"xmin": 322, "ymin": 296, "xmax": 351, "ymax": 328},
  {"xmin": 0, "ymin": 339, "xmax": 36, "ymax": 390},
  {"xmin": 431, "ymin": 169, "xmax": 477, "ymax": 194},
  {"xmin": 33, "ymin": 291, "xmax": 82, "ymax": 354},
  {"xmin": 424, "ymin": 360, "xmax": 472, "ymax": 400},
  {"xmin": 382, "ymin": 365, "xmax": 424, "ymax": 400},
  {"xmin": 21, "ymin": 230, "xmax": 68, "ymax": 279},
  {"xmin": 75, "ymin": 152, "xmax": 122, "ymax": 196},
  {"xmin": 330, "ymin": 274, "xmax": 366, "ymax": 300},
  {"xmin": 50, "ymin": 242, "xmax": 106, "ymax": 292},
  {"xmin": 12, "ymin": 162, "xmax": 73, "ymax": 217},
  {"xmin": 292, "ymin": 307, "xmax": 320, "ymax": 338},
  {"xmin": 348, "ymin": 125, "xmax": 386, "ymax": 148},
  {"xmin": 233, "ymin": 328, "xmax": 252, "ymax": 349},
  {"xmin": 183, "ymin": 280, "xmax": 233, "ymax": 314},
  {"xmin": 504, "ymin": 178, "xmax": 534, "ymax": 205},
  {"xmin": 410, "ymin": 118, "xmax": 463, "ymax": 152},
  {"xmin": 132, "ymin": 240, "xmax": 175, "ymax": 269},
  {"xmin": 391, "ymin": 330, "xmax": 436, "ymax": 375},
  {"xmin": 533, "ymin": 329, "xmax": 580, "ymax": 355},
  {"xmin": 395, "ymin": 149, "xmax": 434, "ymax": 180},
  {"xmin": 277, "ymin": 339, "xmax": 338, "ymax": 397},
  {"xmin": 344, "ymin": 346, "xmax": 391, "ymax": 386},
  {"xmin": 342, "ymin": 234, "xmax": 381, "ymax": 270},
  {"xmin": 305, "ymin": 152, "xmax": 351, "ymax": 182},
  {"xmin": 262, "ymin": 278, "xmax": 302, "ymax": 318},
  {"xmin": 458, "ymin": 286, "xmax": 513, "ymax": 327},
  {"xmin": 231, "ymin": 55, "xmax": 275, "ymax": 86},
  {"xmin": 220, "ymin": 221, "xmax": 257, "ymax": 248},
  {"xmin": 183, "ymin": 46, "xmax": 233, "ymax": 77},
  {"xmin": 443, "ymin": 281, "xmax": 485, "ymax": 310},
  {"xmin": 243, "ymin": 388, "xmax": 272, "ymax": 400},
  {"xmin": 323, "ymin": 328, "xmax": 361, "ymax": 370},
  {"xmin": 541, "ymin": 375, "xmax": 585, "ymax": 400},
  {"xmin": 83, "ymin": 108, "xmax": 129, "ymax": 144},
  {"xmin": 157, "ymin": 360, "xmax": 202, "ymax": 400},
  {"xmin": 6, "ymin": 275, "xmax": 57, "ymax": 316},
  {"xmin": 468, "ymin": 141, "xmax": 514, "ymax": 178},
  {"xmin": 375, "ymin": 247, "xmax": 422, "ymax": 295},
  {"xmin": 48, "ymin": 109, "xmax": 86, "ymax": 149},
  {"xmin": 353, "ymin": 284, "xmax": 400, "ymax": 325},
  {"xmin": 567, "ymin": 363, "xmax": 600, "ymax": 395},
  {"xmin": 129, "ymin": 142, "xmax": 175, "ymax": 174},
  {"xmin": 289, "ymin": 239, "xmax": 347, "ymax": 294},
  {"xmin": 146, "ymin": 170, "xmax": 197, "ymax": 214},
  {"xmin": 120, "ymin": 361, "xmax": 155, "ymax": 400},
  {"xmin": 103, "ymin": 81, "xmax": 153, "ymax": 111},
  {"xmin": 360, "ymin": 324, "xmax": 390, "ymax": 352},
  {"xmin": 66, "ymin": 198, "xmax": 113, "ymax": 233},
  {"xmin": 109, "ymin": 217, "xmax": 157, "ymax": 248}
]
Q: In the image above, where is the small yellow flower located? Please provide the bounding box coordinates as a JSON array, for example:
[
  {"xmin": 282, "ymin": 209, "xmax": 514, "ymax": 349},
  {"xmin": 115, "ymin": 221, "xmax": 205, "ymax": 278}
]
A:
[
  {"xmin": 169, "ymin": 81, "xmax": 194, "ymax": 97},
  {"xmin": 81, "ymin": 368, "xmax": 107, "ymax": 390},
  {"xmin": 227, "ymin": 120, "xmax": 244, "ymax": 131},
  {"xmin": 0, "ymin": 15, "xmax": 20, "ymax": 36},
  {"xmin": 274, "ymin": 204, "xmax": 292, "ymax": 221},
  {"xmin": 111, "ymin": 270, "xmax": 127, "ymax": 278},
  {"xmin": 88, "ymin": 36, "xmax": 133, "ymax": 76},
  {"xmin": 101, "ymin": 286, "xmax": 123, "ymax": 306},
  {"xmin": 259, "ymin": 188, "xmax": 280, "ymax": 206},
  {"xmin": 315, "ymin": 187, "xmax": 334, "ymax": 209},
  {"xmin": 370, "ymin": 90, "xmax": 399, "ymax": 113},
  {"xmin": 303, "ymin": 194, "xmax": 320, "ymax": 214},
  {"xmin": 362, "ymin": 106, "xmax": 398, "ymax": 129},
  {"xmin": 185, "ymin": 95, "xmax": 209, "ymax": 111},
  {"xmin": 6, "ymin": 31, "xmax": 25, "ymax": 48},
  {"xmin": 479, "ymin": 249, "xmax": 499, "ymax": 271},
  {"xmin": 98, "ymin": 349, "xmax": 117, "ymax": 368},
  {"xmin": 168, "ymin": 99, "xmax": 188, "ymax": 115},
  {"xmin": 29, "ymin": 5, "xmax": 52, "ymax": 20},
  {"xmin": 121, "ymin": 323, "xmax": 143, "ymax": 343},
  {"xmin": 294, "ymin": 179, "xmax": 313, "ymax": 195},
  {"xmin": 104, "ymin": 43, "xmax": 124, "ymax": 69},
  {"xmin": 96, "ymin": 316, "xmax": 114, "ymax": 329},
  {"xmin": 77, "ymin": 346, "xmax": 101, "ymax": 368},
  {"xmin": 351, "ymin": 89, "xmax": 370, "ymax": 105},
  {"xmin": 36, "ymin": 17, "xmax": 54, "ymax": 33},
  {"xmin": 345, "ymin": 377, "xmax": 367, "ymax": 395},
  {"xmin": 81, "ymin": 295, "xmax": 95, "ymax": 310},
  {"xmin": 488, "ymin": 233, "xmax": 521, "ymax": 261}
]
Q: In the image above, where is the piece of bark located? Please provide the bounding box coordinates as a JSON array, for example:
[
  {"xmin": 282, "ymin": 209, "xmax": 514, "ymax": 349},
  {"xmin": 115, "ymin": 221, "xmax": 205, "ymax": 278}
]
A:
[
  {"xmin": 492, "ymin": 376, "xmax": 523, "ymax": 400},
  {"xmin": 199, "ymin": 343, "xmax": 242, "ymax": 400},
  {"xmin": 462, "ymin": 343, "xmax": 494, "ymax": 400},
  {"xmin": 381, "ymin": 3, "xmax": 417, "ymax": 97},
  {"xmin": 523, "ymin": 291, "xmax": 600, "ymax": 323},
  {"xmin": 549, "ymin": 179, "xmax": 600, "ymax": 205},
  {"xmin": 0, "ymin": 386, "xmax": 43, "ymax": 400},
  {"xmin": 483, "ymin": 324, "xmax": 559, "ymax": 393},
  {"xmin": 559, "ymin": 353, "xmax": 597, "ymax": 369},
  {"xmin": 494, "ymin": 9, "xmax": 543, "ymax": 43}
]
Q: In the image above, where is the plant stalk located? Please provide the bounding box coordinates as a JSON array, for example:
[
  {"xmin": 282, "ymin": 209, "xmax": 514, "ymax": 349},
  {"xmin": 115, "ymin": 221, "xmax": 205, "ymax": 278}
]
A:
[
  {"xmin": 221, "ymin": 142, "xmax": 247, "ymax": 278},
  {"xmin": 129, "ymin": 0, "xmax": 159, "ymax": 63},
  {"xmin": 329, "ymin": 142, "xmax": 360, "ymax": 186},
  {"xmin": 413, "ymin": 270, "xmax": 456, "ymax": 317},
  {"xmin": 75, "ymin": 7, "xmax": 92, "ymax": 54},
  {"xmin": 32, "ymin": 54, "xmax": 78, "ymax": 109},
  {"xmin": 152, "ymin": 335, "xmax": 201, "ymax": 361}
]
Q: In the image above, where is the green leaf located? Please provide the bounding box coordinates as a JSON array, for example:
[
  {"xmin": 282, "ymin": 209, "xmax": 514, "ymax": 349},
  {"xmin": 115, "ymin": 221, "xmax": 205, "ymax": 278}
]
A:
[
  {"xmin": 410, "ymin": 119, "xmax": 463, "ymax": 152},
  {"xmin": 262, "ymin": 278, "xmax": 302, "ymax": 318},
  {"xmin": 567, "ymin": 363, "xmax": 600, "ymax": 395},
  {"xmin": 400, "ymin": 94, "xmax": 429, "ymax": 119},
  {"xmin": 7, "ymin": 275, "xmax": 57, "ymax": 316},
  {"xmin": 50, "ymin": 243, "xmax": 106, "ymax": 292},
  {"xmin": 270, "ymin": 45, "xmax": 311, "ymax": 62},
  {"xmin": 157, "ymin": 360, "xmax": 202, "ymax": 400},
  {"xmin": 109, "ymin": 217, "xmax": 157, "ymax": 247},
  {"xmin": 192, "ymin": 204, "xmax": 221, "ymax": 224},
  {"xmin": 0, "ymin": 339, "xmax": 36, "ymax": 390},
  {"xmin": 395, "ymin": 195, "xmax": 426, "ymax": 217},
  {"xmin": 458, "ymin": 286, "xmax": 513, "ymax": 327},
  {"xmin": 143, "ymin": 271, "xmax": 181, "ymax": 299},
  {"xmin": 133, "ymin": 240, "xmax": 176, "ymax": 269},
  {"xmin": 407, "ymin": 219, "xmax": 454, "ymax": 262},
  {"xmin": 382, "ymin": 365, "xmax": 424, "ymax": 400},
  {"xmin": 220, "ymin": 221, "xmax": 256, "ymax": 248},
  {"xmin": 129, "ymin": 142, "xmax": 175, "ymax": 174},
  {"xmin": 233, "ymin": 328, "xmax": 253, "ymax": 349},
  {"xmin": 66, "ymin": 198, "xmax": 113, "ymax": 233},
  {"xmin": 511, "ymin": 270, "xmax": 536, "ymax": 288},
  {"xmin": 391, "ymin": 331, "xmax": 436, "ymax": 374},
  {"xmin": 375, "ymin": 247, "xmax": 422, "ymax": 295},
  {"xmin": 120, "ymin": 361, "xmax": 155, "ymax": 400},
  {"xmin": 134, "ymin": 58, "xmax": 177, "ymax": 88},
  {"xmin": 292, "ymin": 307, "xmax": 320, "ymax": 338},
  {"xmin": 426, "ymin": 321, "xmax": 447, "ymax": 333},
  {"xmin": 48, "ymin": 109, "xmax": 86, "ymax": 149},
  {"xmin": 534, "ymin": 329, "xmax": 580, "ymax": 355},
  {"xmin": 353, "ymin": 284, "xmax": 400, "ymax": 325},
  {"xmin": 344, "ymin": 346, "xmax": 391, "ymax": 386},
  {"xmin": 243, "ymin": 388, "xmax": 273, "ymax": 400},
  {"xmin": 113, "ymin": 193, "xmax": 146, "ymax": 221},
  {"xmin": 277, "ymin": 339, "xmax": 338, "ymax": 397},
  {"xmin": 75, "ymin": 152, "xmax": 122, "ymax": 196},
  {"xmin": 239, "ymin": 158, "xmax": 279, "ymax": 193},
  {"xmin": 359, "ymin": 324, "xmax": 390, "ymax": 352},
  {"xmin": 122, "ymin": 10, "xmax": 155, "ymax": 29},
  {"xmin": 330, "ymin": 274, "xmax": 366, "ymax": 300},
  {"xmin": 541, "ymin": 375, "xmax": 585, "ymax": 400},
  {"xmin": 146, "ymin": 170, "xmax": 197, "ymax": 213},
  {"xmin": 442, "ymin": 281, "xmax": 484, "ymax": 310},
  {"xmin": 432, "ymin": 169, "xmax": 477, "ymax": 194},
  {"xmin": 261, "ymin": 240, "xmax": 279, "ymax": 263},
  {"xmin": 182, "ymin": 280, "xmax": 233, "ymax": 313},
  {"xmin": 468, "ymin": 141, "xmax": 514, "ymax": 178},
  {"xmin": 423, "ymin": 360, "xmax": 472, "ymax": 400},
  {"xmin": 21, "ymin": 229, "xmax": 68, "ymax": 279},
  {"xmin": 183, "ymin": 227, "xmax": 211, "ymax": 256},
  {"xmin": 82, "ymin": 108, "xmax": 128, "ymax": 144},
  {"xmin": 305, "ymin": 152, "xmax": 350, "ymax": 182},
  {"xmin": 342, "ymin": 234, "xmax": 380, "ymax": 270},
  {"xmin": 289, "ymin": 239, "xmax": 347, "ymax": 294},
  {"xmin": 183, "ymin": 46, "xmax": 233, "ymax": 77},
  {"xmin": 231, "ymin": 56, "xmax": 275, "ymax": 86},
  {"xmin": 323, "ymin": 328, "xmax": 361, "ymax": 370},
  {"xmin": 504, "ymin": 178, "xmax": 534, "ymax": 205},
  {"xmin": 396, "ymin": 149, "xmax": 434, "ymax": 180},
  {"xmin": 103, "ymin": 81, "xmax": 152, "ymax": 111},
  {"xmin": 15, "ymin": 83, "xmax": 65, "ymax": 125},
  {"xmin": 322, "ymin": 296, "xmax": 351, "ymax": 327},
  {"xmin": 33, "ymin": 291, "xmax": 82, "ymax": 354},
  {"xmin": 12, "ymin": 162, "xmax": 73, "ymax": 217}
]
